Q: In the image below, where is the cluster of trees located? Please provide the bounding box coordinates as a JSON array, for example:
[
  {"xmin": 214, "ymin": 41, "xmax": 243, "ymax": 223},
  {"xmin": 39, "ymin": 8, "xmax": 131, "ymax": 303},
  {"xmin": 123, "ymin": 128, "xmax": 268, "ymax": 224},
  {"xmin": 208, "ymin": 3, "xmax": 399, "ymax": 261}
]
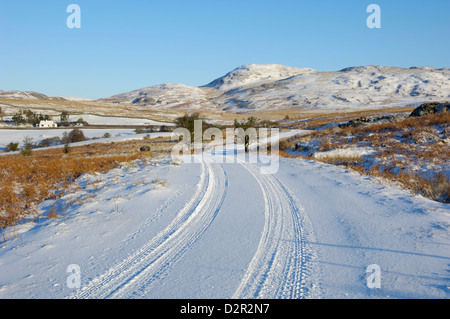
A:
[
  {"xmin": 59, "ymin": 111, "xmax": 84, "ymax": 127},
  {"xmin": 11, "ymin": 109, "xmax": 50, "ymax": 126},
  {"xmin": 174, "ymin": 113, "xmax": 277, "ymax": 153},
  {"xmin": 6, "ymin": 109, "xmax": 84, "ymax": 127},
  {"xmin": 61, "ymin": 128, "xmax": 87, "ymax": 144},
  {"xmin": 174, "ymin": 113, "xmax": 203, "ymax": 134},
  {"xmin": 3, "ymin": 128, "xmax": 88, "ymax": 156},
  {"xmin": 174, "ymin": 113, "xmax": 225, "ymax": 145},
  {"xmin": 233, "ymin": 117, "xmax": 258, "ymax": 152}
]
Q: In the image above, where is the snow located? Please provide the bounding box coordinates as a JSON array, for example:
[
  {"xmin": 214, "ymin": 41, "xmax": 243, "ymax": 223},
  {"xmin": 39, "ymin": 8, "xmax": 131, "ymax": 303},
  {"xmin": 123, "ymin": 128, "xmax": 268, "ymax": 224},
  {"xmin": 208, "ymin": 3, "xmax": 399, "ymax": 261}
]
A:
[
  {"xmin": 0, "ymin": 114, "xmax": 174, "ymax": 151},
  {"xmin": 203, "ymin": 64, "xmax": 317, "ymax": 91},
  {"xmin": 0, "ymin": 129, "xmax": 133, "ymax": 148},
  {"xmin": 61, "ymin": 97, "xmax": 94, "ymax": 102},
  {"xmin": 102, "ymin": 64, "xmax": 450, "ymax": 112},
  {"xmin": 312, "ymin": 147, "xmax": 375, "ymax": 159},
  {"xmin": 0, "ymin": 135, "xmax": 449, "ymax": 299},
  {"xmin": 0, "ymin": 90, "xmax": 50, "ymax": 100},
  {"xmin": 105, "ymin": 83, "xmax": 212, "ymax": 109},
  {"xmin": 51, "ymin": 114, "xmax": 174, "ymax": 126},
  {"xmin": 277, "ymin": 159, "xmax": 450, "ymax": 298},
  {"xmin": 211, "ymin": 65, "xmax": 450, "ymax": 111},
  {"xmin": 0, "ymin": 129, "xmax": 172, "ymax": 153}
]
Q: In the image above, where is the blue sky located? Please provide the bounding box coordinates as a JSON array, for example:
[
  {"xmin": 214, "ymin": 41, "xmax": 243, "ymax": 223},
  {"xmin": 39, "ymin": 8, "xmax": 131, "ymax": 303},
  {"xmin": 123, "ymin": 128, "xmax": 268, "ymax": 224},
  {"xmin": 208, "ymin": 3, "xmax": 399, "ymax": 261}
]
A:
[{"xmin": 0, "ymin": 0, "xmax": 449, "ymax": 99}]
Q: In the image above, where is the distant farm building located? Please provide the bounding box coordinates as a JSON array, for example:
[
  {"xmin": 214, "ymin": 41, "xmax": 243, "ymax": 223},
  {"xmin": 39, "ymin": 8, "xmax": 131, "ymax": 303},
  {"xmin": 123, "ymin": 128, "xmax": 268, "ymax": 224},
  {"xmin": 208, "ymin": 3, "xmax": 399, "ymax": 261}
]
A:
[{"xmin": 39, "ymin": 120, "xmax": 58, "ymax": 128}]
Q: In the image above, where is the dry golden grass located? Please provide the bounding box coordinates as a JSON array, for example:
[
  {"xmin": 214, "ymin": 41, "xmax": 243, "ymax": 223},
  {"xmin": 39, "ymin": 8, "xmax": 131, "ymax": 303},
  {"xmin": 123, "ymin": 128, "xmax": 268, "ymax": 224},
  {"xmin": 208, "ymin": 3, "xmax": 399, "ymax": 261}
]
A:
[
  {"xmin": 1, "ymin": 97, "xmax": 415, "ymax": 127},
  {"xmin": 0, "ymin": 98, "xmax": 247, "ymax": 124},
  {"xmin": 278, "ymin": 107, "xmax": 415, "ymax": 129},
  {"xmin": 315, "ymin": 155, "xmax": 365, "ymax": 166},
  {"xmin": 281, "ymin": 111, "xmax": 450, "ymax": 203},
  {"xmin": 0, "ymin": 137, "xmax": 175, "ymax": 231},
  {"xmin": 345, "ymin": 163, "xmax": 450, "ymax": 203}
]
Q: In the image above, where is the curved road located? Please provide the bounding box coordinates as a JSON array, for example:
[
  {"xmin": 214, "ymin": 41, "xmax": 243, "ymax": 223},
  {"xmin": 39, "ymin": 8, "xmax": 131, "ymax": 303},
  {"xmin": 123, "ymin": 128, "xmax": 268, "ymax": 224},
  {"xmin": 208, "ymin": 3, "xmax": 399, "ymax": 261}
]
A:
[{"xmin": 68, "ymin": 155, "xmax": 449, "ymax": 299}]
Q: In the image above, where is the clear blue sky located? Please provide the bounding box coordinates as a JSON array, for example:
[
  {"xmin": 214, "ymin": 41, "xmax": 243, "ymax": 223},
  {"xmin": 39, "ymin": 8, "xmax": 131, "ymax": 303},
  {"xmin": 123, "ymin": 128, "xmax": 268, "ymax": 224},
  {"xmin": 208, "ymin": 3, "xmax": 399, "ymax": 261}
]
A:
[{"xmin": 0, "ymin": 0, "xmax": 449, "ymax": 99}]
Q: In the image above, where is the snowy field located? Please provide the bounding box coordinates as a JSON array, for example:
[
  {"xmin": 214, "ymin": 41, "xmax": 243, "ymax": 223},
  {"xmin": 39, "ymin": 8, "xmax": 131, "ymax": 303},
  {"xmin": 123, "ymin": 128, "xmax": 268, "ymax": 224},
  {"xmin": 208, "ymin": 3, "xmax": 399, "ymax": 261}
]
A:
[
  {"xmin": 0, "ymin": 129, "xmax": 134, "ymax": 148},
  {"xmin": 50, "ymin": 114, "xmax": 175, "ymax": 127},
  {"xmin": 0, "ymin": 113, "xmax": 175, "ymax": 151},
  {"xmin": 0, "ymin": 129, "xmax": 176, "ymax": 153},
  {"xmin": 0, "ymin": 140, "xmax": 448, "ymax": 299}
]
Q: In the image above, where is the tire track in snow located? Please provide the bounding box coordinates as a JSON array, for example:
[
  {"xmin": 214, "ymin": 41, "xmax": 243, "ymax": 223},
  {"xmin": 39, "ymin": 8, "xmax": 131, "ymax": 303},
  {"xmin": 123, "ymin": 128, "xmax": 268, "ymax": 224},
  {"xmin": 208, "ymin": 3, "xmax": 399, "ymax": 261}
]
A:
[
  {"xmin": 70, "ymin": 161, "xmax": 228, "ymax": 299},
  {"xmin": 232, "ymin": 162, "xmax": 315, "ymax": 299}
]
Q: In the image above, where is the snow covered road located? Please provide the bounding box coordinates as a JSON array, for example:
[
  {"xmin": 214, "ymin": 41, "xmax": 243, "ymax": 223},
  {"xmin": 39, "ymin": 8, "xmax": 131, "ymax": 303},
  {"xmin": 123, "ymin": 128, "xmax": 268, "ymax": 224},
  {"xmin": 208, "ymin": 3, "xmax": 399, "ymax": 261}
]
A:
[
  {"xmin": 232, "ymin": 162, "xmax": 316, "ymax": 299},
  {"xmin": 70, "ymin": 161, "xmax": 229, "ymax": 299},
  {"xmin": 0, "ymin": 153, "xmax": 449, "ymax": 299}
]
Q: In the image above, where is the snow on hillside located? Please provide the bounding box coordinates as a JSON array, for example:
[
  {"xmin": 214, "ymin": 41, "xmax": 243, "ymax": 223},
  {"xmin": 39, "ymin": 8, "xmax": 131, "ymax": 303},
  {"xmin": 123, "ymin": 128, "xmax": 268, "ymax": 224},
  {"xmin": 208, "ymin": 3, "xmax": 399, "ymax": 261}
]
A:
[
  {"xmin": 0, "ymin": 90, "xmax": 60, "ymax": 100},
  {"xmin": 0, "ymin": 90, "xmax": 91, "ymax": 102},
  {"xmin": 212, "ymin": 65, "xmax": 450, "ymax": 111},
  {"xmin": 103, "ymin": 83, "xmax": 213, "ymax": 109},
  {"xmin": 203, "ymin": 64, "xmax": 317, "ymax": 91},
  {"xmin": 101, "ymin": 64, "xmax": 450, "ymax": 112},
  {"xmin": 4, "ymin": 64, "xmax": 448, "ymax": 112}
]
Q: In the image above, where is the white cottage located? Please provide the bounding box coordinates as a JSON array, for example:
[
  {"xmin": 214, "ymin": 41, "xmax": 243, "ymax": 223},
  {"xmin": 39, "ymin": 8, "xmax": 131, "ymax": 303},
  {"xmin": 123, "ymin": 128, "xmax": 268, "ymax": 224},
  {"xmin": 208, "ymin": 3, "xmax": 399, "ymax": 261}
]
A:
[{"xmin": 39, "ymin": 120, "xmax": 57, "ymax": 128}]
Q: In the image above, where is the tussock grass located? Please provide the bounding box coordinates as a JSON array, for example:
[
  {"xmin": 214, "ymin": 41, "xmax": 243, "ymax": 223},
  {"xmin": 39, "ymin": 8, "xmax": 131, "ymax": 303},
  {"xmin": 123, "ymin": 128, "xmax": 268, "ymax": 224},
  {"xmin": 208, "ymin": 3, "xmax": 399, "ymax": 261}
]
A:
[
  {"xmin": 280, "ymin": 107, "xmax": 415, "ymax": 130},
  {"xmin": 151, "ymin": 178, "xmax": 167, "ymax": 188},
  {"xmin": 346, "ymin": 163, "xmax": 450, "ymax": 203},
  {"xmin": 0, "ymin": 137, "xmax": 174, "ymax": 231},
  {"xmin": 316, "ymin": 155, "xmax": 365, "ymax": 166},
  {"xmin": 283, "ymin": 111, "xmax": 450, "ymax": 203}
]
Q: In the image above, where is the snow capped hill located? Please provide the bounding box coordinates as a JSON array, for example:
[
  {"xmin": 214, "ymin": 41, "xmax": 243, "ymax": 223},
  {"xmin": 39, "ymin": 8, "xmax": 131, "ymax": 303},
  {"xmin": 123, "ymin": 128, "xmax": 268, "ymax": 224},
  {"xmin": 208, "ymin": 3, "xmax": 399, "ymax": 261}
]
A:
[
  {"xmin": 0, "ymin": 90, "xmax": 91, "ymax": 102},
  {"xmin": 212, "ymin": 65, "xmax": 450, "ymax": 111},
  {"xmin": 102, "ymin": 83, "xmax": 213, "ymax": 109},
  {"xmin": 4, "ymin": 63, "xmax": 448, "ymax": 112},
  {"xmin": 103, "ymin": 64, "xmax": 450, "ymax": 112},
  {"xmin": 0, "ymin": 90, "xmax": 66, "ymax": 101},
  {"xmin": 203, "ymin": 64, "xmax": 317, "ymax": 91}
]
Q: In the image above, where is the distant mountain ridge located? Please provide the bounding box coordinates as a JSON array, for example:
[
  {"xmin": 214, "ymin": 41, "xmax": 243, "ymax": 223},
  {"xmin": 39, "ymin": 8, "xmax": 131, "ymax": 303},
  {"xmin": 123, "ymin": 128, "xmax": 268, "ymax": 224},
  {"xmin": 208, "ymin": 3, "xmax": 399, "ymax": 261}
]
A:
[
  {"xmin": 3, "ymin": 63, "xmax": 449, "ymax": 112},
  {"xmin": 0, "ymin": 90, "xmax": 93, "ymax": 102},
  {"xmin": 0, "ymin": 90, "xmax": 66, "ymax": 101},
  {"xmin": 102, "ymin": 64, "xmax": 450, "ymax": 111}
]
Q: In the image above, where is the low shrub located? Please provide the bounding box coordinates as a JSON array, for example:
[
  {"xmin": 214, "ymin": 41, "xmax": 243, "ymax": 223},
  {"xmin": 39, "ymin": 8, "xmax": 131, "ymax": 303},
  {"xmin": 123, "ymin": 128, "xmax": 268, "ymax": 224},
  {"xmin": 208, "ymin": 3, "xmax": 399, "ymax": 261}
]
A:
[
  {"xmin": 5, "ymin": 142, "xmax": 19, "ymax": 152},
  {"xmin": 62, "ymin": 128, "xmax": 88, "ymax": 144}
]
